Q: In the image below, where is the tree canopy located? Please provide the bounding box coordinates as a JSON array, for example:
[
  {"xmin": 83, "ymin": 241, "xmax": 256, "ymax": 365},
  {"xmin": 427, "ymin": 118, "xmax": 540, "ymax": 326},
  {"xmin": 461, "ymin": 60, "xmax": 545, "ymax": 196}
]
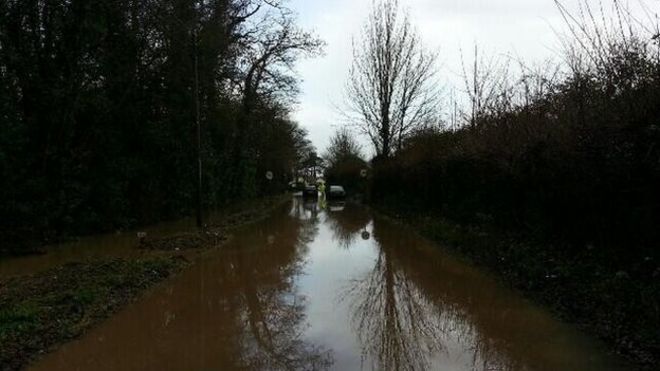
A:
[{"xmin": 0, "ymin": 0, "xmax": 322, "ymax": 253}]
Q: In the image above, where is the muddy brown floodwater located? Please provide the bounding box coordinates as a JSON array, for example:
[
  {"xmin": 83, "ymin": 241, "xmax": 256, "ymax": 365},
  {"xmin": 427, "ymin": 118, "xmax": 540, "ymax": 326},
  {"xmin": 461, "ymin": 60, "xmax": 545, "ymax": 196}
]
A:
[{"xmin": 28, "ymin": 198, "xmax": 629, "ymax": 371}]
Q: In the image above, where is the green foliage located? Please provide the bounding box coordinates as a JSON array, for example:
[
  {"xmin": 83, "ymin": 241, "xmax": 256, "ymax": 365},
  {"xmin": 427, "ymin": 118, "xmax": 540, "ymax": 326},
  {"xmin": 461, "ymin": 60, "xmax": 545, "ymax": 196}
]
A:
[
  {"xmin": 73, "ymin": 288, "xmax": 99, "ymax": 306},
  {"xmin": 0, "ymin": 303, "xmax": 39, "ymax": 338}
]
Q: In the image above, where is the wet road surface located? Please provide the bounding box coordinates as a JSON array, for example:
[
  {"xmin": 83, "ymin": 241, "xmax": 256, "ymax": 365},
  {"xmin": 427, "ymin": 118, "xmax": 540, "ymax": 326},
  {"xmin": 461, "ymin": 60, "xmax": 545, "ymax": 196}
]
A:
[{"xmin": 28, "ymin": 198, "xmax": 628, "ymax": 370}]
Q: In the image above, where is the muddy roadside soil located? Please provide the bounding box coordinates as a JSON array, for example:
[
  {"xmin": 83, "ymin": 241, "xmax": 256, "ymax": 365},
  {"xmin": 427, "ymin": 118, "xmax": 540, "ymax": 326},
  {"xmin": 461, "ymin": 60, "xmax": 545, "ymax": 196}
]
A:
[
  {"xmin": 0, "ymin": 257, "xmax": 187, "ymax": 371},
  {"xmin": 374, "ymin": 207, "xmax": 659, "ymax": 371},
  {"xmin": 0, "ymin": 195, "xmax": 289, "ymax": 371}
]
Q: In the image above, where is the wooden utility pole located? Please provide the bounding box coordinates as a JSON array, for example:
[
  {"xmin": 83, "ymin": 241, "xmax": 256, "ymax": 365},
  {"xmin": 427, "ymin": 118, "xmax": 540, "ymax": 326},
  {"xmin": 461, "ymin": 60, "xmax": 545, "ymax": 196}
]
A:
[{"xmin": 193, "ymin": 30, "xmax": 203, "ymax": 228}]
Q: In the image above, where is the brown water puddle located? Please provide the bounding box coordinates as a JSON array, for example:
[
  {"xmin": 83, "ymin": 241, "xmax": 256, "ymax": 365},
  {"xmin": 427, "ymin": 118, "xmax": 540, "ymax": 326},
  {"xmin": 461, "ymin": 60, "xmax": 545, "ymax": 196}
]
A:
[
  {"xmin": 0, "ymin": 207, "xmax": 245, "ymax": 278},
  {"xmin": 0, "ymin": 217, "xmax": 201, "ymax": 278},
  {"xmin": 28, "ymin": 198, "xmax": 629, "ymax": 371}
]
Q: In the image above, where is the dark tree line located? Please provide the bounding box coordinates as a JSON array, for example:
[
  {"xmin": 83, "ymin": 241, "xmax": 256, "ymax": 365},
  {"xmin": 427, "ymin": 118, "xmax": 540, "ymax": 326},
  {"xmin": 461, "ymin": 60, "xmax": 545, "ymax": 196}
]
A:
[
  {"xmin": 370, "ymin": 0, "xmax": 660, "ymax": 254},
  {"xmin": 335, "ymin": 0, "xmax": 660, "ymax": 258},
  {"xmin": 0, "ymin": 0, "xmax": 321, "ymax": 253}
]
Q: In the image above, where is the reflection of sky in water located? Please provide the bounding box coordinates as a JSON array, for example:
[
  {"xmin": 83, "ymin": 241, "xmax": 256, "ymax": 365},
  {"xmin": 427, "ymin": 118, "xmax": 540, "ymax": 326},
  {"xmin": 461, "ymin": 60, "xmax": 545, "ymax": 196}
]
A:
[
  {"xmin": 299, "ymin": 219, "xmax": 376, "ymax": 370},
  {"xmin": 295, "ymin": 202, "xmax": 627, "ymax": 371},
  {"xmin": 298, "ymin": 216, "xmax": 497, "ymax": 370},
  {"xmin": 28, "ymin": 199, "xmax": 629, "ymax": 371}
]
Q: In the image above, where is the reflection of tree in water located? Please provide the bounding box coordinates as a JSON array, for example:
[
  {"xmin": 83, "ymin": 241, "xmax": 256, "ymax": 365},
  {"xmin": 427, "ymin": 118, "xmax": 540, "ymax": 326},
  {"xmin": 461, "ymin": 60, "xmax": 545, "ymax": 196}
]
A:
[
  {"xmin": 289, "ymin": 197, "xmax": 322, "ymax": 244},
  {"xmin": 342, "ymin": 217, "xmax": 518, "ymax": 371},
  {"xmin": 341, "ymin": 240, "xmax": 446, "ymax": 370},
  {"xmin": 324, "ymin": 203, "xmax": 371, "ymax": 249},
  {"xmin": 223, "ymin": 206, "xmax": 332, "ymax": 370},
  {"xmin": 290, "ymin": 197, "xmax": 320, "ymax": 221}
]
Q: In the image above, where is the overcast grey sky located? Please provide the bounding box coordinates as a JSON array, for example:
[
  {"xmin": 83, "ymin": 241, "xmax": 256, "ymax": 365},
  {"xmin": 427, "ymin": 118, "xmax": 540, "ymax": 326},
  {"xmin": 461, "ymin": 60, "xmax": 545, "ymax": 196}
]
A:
[{"xmin": 286, "ymin": 0, "xmax": 658, "ymax": 154}]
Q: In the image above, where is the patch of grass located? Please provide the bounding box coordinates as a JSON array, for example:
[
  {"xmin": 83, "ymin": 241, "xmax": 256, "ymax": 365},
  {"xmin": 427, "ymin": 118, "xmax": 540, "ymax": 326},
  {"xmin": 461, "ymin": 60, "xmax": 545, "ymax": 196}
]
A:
[
  {"xmin": 73, "ymin": 287, "xmax": 100, "ymax": 306},
  {"xmin": 0, "ymin": 257, "xmax": 187, "ymax": 371},
  {"xmin": 0, "ymin": 193, "xmax": 287, "ymax": 370},
  {"xmin": 0, "ymin": 302, "xmax": 40, "ymax": 337}
]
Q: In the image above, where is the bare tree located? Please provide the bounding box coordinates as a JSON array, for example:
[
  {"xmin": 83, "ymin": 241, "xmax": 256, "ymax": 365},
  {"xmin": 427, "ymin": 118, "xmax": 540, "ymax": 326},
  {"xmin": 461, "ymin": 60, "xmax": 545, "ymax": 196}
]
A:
[
  {"xmin": 344, "ymin": 0, "xmax": 439, "ymax": 158},
  {"xmin": 235, "ymin": 6, "xmax": 325, "ymax": 113},
  {"xmin": 554, "ymin": 0, "xmax": 659, "ymax": 84},
  {"xmin": 459, "ymin": 45, "xmax": 511, "ymax": 127},
  {"xmin": 229, "ymin": 5, "xmax": 324, "ymax": 197},
  {"xmin": 323, "ymin": 128, "xmax": 364, "ymax": 169}
]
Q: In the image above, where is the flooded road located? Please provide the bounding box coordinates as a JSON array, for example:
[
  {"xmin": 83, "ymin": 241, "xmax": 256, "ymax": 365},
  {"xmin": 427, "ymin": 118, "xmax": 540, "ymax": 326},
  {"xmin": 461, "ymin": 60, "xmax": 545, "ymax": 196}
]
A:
[
  {"xmin": 29, "ymin": 198, "xmax": 627, "ymax": 371},
  {"xmin": 0, "ymin": 216, "xmax": 202, "ymax": 278}
]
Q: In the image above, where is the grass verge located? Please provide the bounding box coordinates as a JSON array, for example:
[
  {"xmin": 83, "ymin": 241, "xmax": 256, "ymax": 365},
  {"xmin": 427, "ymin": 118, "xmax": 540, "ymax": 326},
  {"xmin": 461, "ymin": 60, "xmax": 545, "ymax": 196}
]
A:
[
  {"xmin": 0, "ymin": 194, "xmax": 290, "ymax": 370},
  {"xmin": 0, "ymin": 257, "xmax": 188, "ymax": 371},
  {"xmin": 140, "ymin": 194, "xmax": 290, "ymax": 251},
  {"xmin": 376, "ymin": 207, "xmax": 659, "ymax": 370}
]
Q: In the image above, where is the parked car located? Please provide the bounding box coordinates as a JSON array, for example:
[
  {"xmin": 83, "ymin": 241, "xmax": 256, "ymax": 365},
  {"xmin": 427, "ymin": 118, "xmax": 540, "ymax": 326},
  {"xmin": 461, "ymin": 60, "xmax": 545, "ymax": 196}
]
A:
[
  {"xmin": 289, "ymin": 181, "xmax": 304, "ymax": 192},
  {"xmin": 327, "ymin": 185, "xmax": 346, "ymax": 200},
  {"xmin": 302, "ymin": 185, "xmax": 318, "ymax": 199},
  {"xmin": 328, "ymin": 201, "xmax": 346, "ymax": 212}
]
